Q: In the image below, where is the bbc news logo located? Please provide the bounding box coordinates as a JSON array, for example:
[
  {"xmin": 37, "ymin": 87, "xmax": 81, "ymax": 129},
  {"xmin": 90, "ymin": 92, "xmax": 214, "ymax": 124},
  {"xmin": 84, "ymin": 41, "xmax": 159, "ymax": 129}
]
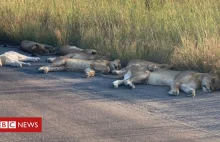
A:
[
  {"xmin": 0, "ymin": 117, "xmax": 42, "ymax": 132},
  {"xmin": 0, "ymin": 121, "xmax": 16, "ymax": 129}
]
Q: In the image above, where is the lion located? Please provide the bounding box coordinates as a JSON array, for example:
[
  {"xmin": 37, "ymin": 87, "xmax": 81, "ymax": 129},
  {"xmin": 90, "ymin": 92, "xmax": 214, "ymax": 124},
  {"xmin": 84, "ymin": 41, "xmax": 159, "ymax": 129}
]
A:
[
  {"xmin": 20, "ymin": 40, "xmax": 56, "ymax": 56},
  {"xmin": 101, "ymin": 59, "xmax": 173, "ymax": 78},
  {"xmin": 112, "ymin": 65, "xmax": 220, "ymax": 97},
  {"xmin": 20, "ymin": 40, "xmax": 97, "ymax": 56},
  {"xmin": 0, "ymin": 51, "xmax": 40, "ymax": 67},
  {"xmin": 38, "ymin": 58, "xmax": 121, "ymax": 78},
  {"xmin": 57, "ymin": 45, "xmax": 97, "ymax": 55},
  {"xmin": 47, "ymin": 52, "xmax": 110, "ymax": 63}
]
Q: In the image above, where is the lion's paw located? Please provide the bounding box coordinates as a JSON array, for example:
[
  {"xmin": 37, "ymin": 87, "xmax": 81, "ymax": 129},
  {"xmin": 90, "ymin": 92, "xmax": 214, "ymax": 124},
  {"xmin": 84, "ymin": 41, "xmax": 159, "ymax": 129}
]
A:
[
  {"xmin": 169, "ymin": 89, "xmax": 180, "ymax": 96},
  {"xmin": 84, "ymin": 72, "xmax": 95, "ymax": 78},
  {"xmin": 130, "ymin": 84, "xmax": 136, "ymax": 89},
  {"xmin": 38, "ymin": 66, "xmax": 44, "ymax": 71},
  {"xmin": 26, "ymin": 63, "xmax": 31, "ymax": 66},
  {"xmin": 187, "ymin": 89, "xmax": 196, "ymax": 97},
  {"xmin": 38, "ymin": 66, "xmax": 49, "ymax": 73},
  {"xmin": 112, "ymin": 83, "xmax": 118, "ymax": 89},
  {"xmin": 111, "ymin": 70, "xmax": 118, "ymax": 74},
  {"xmin": 32, "ymin": 57, "xmax": 40, "ymax": 62},
  {"xmin": 47, "ymin": 58, "xmax": 54, "ymax": 63},
  {"xmin": 36, "ymin": 57, "xmax": 40, "ymax": 61},
  {"xmin": 124, "ymin": 80, "xmax": 129, "ymax": 86},
  {"xmin": 124, "ymin": 80, "xmax": 135, "ymax": 89},
  {"xmin": 17, "ymin": 63, "xmax": 22, "ymax": 68},
  {"xmin": 84, "ymin": 68, "xmax": 95, "ymax": 78}
]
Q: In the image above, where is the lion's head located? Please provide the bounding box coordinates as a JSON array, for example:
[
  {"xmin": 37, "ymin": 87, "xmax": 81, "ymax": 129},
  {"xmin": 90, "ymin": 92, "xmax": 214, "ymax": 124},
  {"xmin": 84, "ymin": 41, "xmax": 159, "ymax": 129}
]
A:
[
  {"xmin": 84, "ymin": 49, "xmax": 97, "ymax": 55},
  {"xmin": 147, "ymin": 64, "xmax": 157, "ymax": 71},
  {"xmin": 32, "ymin": 44, "xmax": 49, "ymax": 56},
  {"xmin": 202, "ymin": 75, "xmax": 220, "ymax": 92},
  {"xmin": 109, "ymin": 59, "xmax": 121, "ymax": 71}
]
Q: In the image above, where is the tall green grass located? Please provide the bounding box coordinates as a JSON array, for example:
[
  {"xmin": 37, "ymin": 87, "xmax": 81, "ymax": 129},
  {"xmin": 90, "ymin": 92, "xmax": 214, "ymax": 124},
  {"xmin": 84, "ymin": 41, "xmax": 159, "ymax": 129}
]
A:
[{"xmin": 0, "ymin": 0, "xmax": 220, "ymax": 74}]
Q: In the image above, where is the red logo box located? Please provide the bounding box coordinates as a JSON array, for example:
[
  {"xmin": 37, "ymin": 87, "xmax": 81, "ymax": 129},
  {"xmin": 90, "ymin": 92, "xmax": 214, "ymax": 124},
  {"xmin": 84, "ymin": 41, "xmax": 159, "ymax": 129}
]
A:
[{"xmin": 0, "ymin": 117, "xmax": 42, "ymax": 132}]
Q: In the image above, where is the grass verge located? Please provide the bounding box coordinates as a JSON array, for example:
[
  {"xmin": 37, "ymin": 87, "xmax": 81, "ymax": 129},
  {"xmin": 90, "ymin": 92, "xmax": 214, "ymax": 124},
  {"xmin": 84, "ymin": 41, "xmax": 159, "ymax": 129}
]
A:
[{"xmin": 0, "ymin": 0, "xmax": 220, "ymax": 75}]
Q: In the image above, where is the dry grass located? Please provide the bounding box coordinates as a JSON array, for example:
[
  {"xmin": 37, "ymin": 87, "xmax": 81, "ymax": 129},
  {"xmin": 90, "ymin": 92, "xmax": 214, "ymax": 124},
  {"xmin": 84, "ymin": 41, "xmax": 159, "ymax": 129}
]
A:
[
  {"xmin": 172, "ymin": 37, "xmax": 220, "ymax": 74},
  {"xmin": 0, "ymin": 0, "xmax": 220, "ymax": 74}
]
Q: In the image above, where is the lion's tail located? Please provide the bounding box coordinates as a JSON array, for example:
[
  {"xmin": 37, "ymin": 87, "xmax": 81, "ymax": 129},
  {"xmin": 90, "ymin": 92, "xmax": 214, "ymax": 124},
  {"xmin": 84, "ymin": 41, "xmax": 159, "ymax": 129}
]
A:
[
  {"xmin": 42, "ymin": 52, "xmax": 57, "ymax": 56},
  {"xmin": 97, "ymin": 73, "xmax": 125, "ymax": 79}
]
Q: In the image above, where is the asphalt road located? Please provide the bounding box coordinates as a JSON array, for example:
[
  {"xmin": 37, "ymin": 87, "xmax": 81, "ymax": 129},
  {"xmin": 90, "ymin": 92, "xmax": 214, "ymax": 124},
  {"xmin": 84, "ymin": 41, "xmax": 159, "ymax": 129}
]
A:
[{"xmin": 0, "ymin": 46, "xmax": 220, "ymax": 142}]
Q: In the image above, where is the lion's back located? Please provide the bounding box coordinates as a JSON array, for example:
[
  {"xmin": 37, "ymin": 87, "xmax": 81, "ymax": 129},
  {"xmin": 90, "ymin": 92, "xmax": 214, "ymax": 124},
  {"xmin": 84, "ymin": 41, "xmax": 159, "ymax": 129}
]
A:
[{"xmin": 65, "ymin": 59, "xmax": 91, "ymax": 71}]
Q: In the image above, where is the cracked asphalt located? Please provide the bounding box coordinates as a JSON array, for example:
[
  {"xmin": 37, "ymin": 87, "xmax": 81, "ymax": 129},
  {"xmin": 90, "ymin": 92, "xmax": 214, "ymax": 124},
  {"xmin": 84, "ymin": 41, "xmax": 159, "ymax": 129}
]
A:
[{"xmin": 0, "ymin": 46, "xmax": 220, "ymax": 142}]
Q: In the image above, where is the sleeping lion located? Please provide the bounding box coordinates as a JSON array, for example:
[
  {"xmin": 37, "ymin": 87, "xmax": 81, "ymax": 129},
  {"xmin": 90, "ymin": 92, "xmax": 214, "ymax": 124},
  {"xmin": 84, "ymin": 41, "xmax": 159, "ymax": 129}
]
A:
[
  {"xmin": 112, "ymin": 64, "xmax": 219, "ymax": 97},
  {"xmin": 57, "ymin": 45, "xmax": 97, "ymax": 55},
  {"xmin": 20, "ymin": 40, "xmax": 97, "ymax": 56},
  {"xmin": 20, "ymin": 40, "xmax": 56, "ymax": 56},
  {"xmin": 0, "ymin": 51, "xmax": 40, "ymax": 67},
  {"xmin": 47, "ymin": 52, "xmax": 110, "ymax": 63},
  {"xmin": 38, "ymin": 58, "xmax": 121, "ymax": 78},
  {"xmin": 101, "ymin": 59, "xmax": 173, "ymax": 79},
  {"xmin": 111, "ymin": 59, "xmax": 173, "ymax": 75}
]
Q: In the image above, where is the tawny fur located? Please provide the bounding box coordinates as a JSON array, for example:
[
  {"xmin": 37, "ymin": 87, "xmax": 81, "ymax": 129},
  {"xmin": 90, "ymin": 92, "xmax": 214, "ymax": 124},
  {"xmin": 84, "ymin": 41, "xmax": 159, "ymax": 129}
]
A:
[
  {"xmin": 47, "ymin": 52, "xmax": 110, "ymax": 63},
  {"xmin": 102, "ymin": 59, "xmax": 173, "ymax": 78},
  {"xmin": 20, "ymin": 40, "xmax": 97, "ymax": 56},
  {"xmin": 113, "ymin": 66, "xmax": 220, "ymax": 97},
  {"xmin": 20, "ymin": 40, "xmax": 56, "ymax": 56},
  {"xmin": 57, "ymin": 45, "xmax": 97, "ymax": 55},
  {"xmin": 39, "ymin": 58, "xmax": 121, "ymax": 78},
  {"xmin": 0, "ymin": 51, "xmax": 40, "ymax": 67}
]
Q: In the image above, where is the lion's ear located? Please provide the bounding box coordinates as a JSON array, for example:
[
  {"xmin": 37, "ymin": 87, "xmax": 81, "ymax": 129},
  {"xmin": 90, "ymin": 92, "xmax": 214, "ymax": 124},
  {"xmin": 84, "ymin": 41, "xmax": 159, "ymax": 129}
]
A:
[
  {"xmin": 92, "ymin": 50, "xmax": 97, "ymax": 55},
  {"xmin": 211, "ymin": 77, "xmax": 217, "ymax": 83},
  {"xmin": 148, "ymin": 64, "xmax": 157, "ymax": 71},
  {"xmin": 210, "ymin": 69, "xmax": 217, "ymax": 76},
  {"xmin": 115, "ymin": 59, "xmax": 120, "ymax": 63}
]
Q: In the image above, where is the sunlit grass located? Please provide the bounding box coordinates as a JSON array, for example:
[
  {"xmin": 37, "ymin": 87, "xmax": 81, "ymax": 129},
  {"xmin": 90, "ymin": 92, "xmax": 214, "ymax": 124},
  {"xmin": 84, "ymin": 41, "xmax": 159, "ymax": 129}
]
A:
[{"xmin": 0, "ymin": 0, "xmax": 220, "ymax": 74}]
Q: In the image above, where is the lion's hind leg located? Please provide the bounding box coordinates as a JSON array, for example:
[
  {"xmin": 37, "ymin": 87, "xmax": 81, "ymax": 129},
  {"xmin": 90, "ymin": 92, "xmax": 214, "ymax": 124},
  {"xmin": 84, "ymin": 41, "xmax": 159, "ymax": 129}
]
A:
[
  {"xmin": 113, "ymin": 80, "xmax": 124, "ymax": 88},
  {"xmin": 124, "ymin": 79, "xmax": 136, "ymax": 89},
  {"xmin": 5, "ymin": 60, "xmax": 29, "ymax": 67},
  {"xmin": 19, "ymin": 57, "xmax": 40, "ymax": 62},
  {"xmin": 112, "ymin": 67, "xmax": 127, "ymax": 75},
  {"xmin": 124, "ymin": 71, "xmax": 150, "ymax": 89},
  {"xmin": 18, "ymin": 61, "xmax": 31, "ymax": 67},
  {"xmin": 168, "ymin": 81, "xmax": 180, "ymax": 96},
  {"xmin": 38, "ymin": 66, "xmax": 65, "ymax": 73},
  {"xmin": 15, "ymin": 52, "xmax": 40, "ymax": 62},
  {"xmin": 180, "ymin": 84, "xmax": 196, "ymax": 97},
  {"xmin": 113, "ymin": 69, "xmax": 133, "ymax": 89},
  {"xmin": 18, "ymin": 54, "xmax": 40, "ymax": 62},
  {"xmin": 50, "ymin": 58, "xmax": 67, "ymax": 67}
]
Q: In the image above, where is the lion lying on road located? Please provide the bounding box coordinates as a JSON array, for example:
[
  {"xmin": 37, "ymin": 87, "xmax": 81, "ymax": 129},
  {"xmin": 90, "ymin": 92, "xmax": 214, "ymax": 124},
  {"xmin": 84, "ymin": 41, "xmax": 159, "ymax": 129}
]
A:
[
  {"xmin": 112, "ymin": 64, "xmax": 219, "ymax": 97},
  {"xmin": 57, "ymin": 45, "xmax": 97, "ymax": 55},
  {"xmin": 39, "ymin": 58, "xmax": 121, "ymax": 78},
  {"xmin": 20, "ymin": 40, "xmax": 97, "ymax": 56},
  {"xmin": 0, "ymin": 51, "xmax": 40, "ymax": 67},
  {"xmin": 113, "ymin": 59, "xmax": 173, "ymax": 75},
  {"xmin": 101, "ymin": 59, "xmax": 173, "ymax": 78},
  {"xmin": 20, "ymin": 40, "xmax": 56, "ymax": 56},
  {"xmin": 47, "ymin": 52, "xmax": 110, "ymax": 63}
]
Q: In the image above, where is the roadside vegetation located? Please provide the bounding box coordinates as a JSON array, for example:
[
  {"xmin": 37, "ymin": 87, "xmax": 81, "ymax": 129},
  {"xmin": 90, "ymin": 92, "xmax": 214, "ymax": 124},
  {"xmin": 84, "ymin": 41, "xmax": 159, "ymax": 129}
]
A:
[{"xmin": 0, "ymin": 0, "xmax": 220, "ymax": 74}]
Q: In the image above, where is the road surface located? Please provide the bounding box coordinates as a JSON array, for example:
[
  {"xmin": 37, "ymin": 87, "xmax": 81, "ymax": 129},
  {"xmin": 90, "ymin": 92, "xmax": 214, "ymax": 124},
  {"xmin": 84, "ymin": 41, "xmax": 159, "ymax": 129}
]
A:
[{"xmin": 0, "ymin": 46, "xmax": 220, "ymax": 142}]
